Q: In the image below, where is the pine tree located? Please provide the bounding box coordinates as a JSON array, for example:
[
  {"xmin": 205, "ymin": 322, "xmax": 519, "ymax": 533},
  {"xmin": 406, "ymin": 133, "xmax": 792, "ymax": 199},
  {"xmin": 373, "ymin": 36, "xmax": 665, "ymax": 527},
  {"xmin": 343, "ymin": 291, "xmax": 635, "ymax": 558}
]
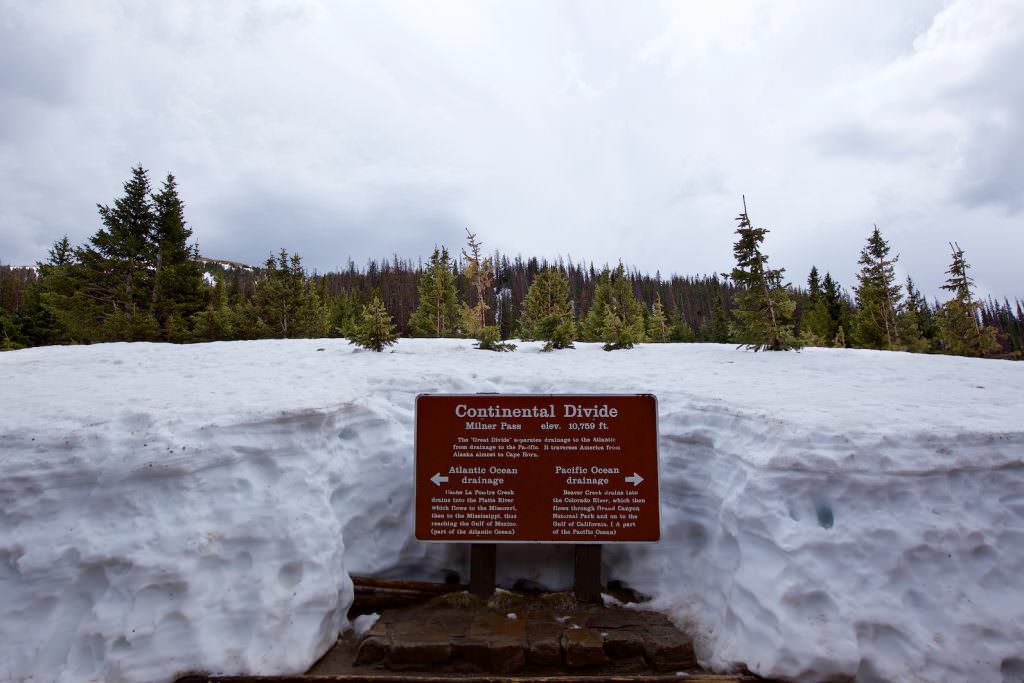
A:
[
  {"xmin": 476, "ymin": 325, "xmax": 516, "ymax": 351},
  {"xmin": 149, "ymin": 174, "xmax": 204, "ymax": 340},
  {"xmin": 519, "ymin": 268, "xmax": 575, "ymax": 350},
  {"xmin": 409, "ymin": 247, "xmax": 461, "ymax": 337},
  {"xmin": 701, "ymin": 296, "xmax": 731, "ymax": 343},
  {"xmin": 936, "ymin": 243, "xmax": 999, "ymax": 357},
  {"xmin": 328, "ymin": 290, "xmax": 361, "ymax": 338},
  {"xmin": 21, "ymin": 236, "xmax": 76, "ymax": 345},
  {"xmin": 350, "ymin": 293, "xmax": 398, "ymax": 352},
  {"xmin": 253, "ymin": 250, "xmax": 326, "ymax": 338},
  {"xmin": 581, "ymin": 264, "xmax": 644, "ymax": 350},
  {"xmin": 190, "ymin": 271, "xmax": 235, "ymax": 341},
  {"xmin": 729, "ymin": 197, "xmax": 798, "ymax": 351},
  {"xmin": 646, "ymin": 294, "xmax": 669, "ymax": 342},
  {"xmin": 822, "ymin": 273, "xmax": 847, "ymax": 346},
  {"xmin": 852, "ymin": 225, "xmax": 902, "ymax": 350},
  {"xmin": 894, "ymin": 275, "xmax": 929, "ymax": 353},
  {"xmin": 461, "ymin": 229, "xmax": 493, "ymax": 334},
  {"xmin": 668, "ymin": 308, "xmax": 695, "ymax": 342},
  {"xmin": 800, "ymin": 266, "xmax": 831, "ymax": 346},
  {"xmin": 49, "ymin": 166, "xmax": 161, "ymax": 341}
]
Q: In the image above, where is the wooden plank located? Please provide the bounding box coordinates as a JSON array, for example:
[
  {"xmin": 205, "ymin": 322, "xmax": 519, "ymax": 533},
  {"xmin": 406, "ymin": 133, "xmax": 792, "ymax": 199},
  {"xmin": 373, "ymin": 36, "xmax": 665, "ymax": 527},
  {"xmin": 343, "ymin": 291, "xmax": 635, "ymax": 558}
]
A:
[
  {"xmin": 192, "ymin": 676, "xmax": 756, "ymax": 682},
  {"xmin": 351, "ymin": 576, "xmax": 467, "ymax": 594}
]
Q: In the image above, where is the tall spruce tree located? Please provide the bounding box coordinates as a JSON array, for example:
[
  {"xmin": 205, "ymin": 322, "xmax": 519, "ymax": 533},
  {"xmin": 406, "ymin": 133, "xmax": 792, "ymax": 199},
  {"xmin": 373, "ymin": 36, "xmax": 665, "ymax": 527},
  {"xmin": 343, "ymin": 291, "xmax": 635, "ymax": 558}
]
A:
[
  {"xmin": 668, "ymin": 308, "xmax": 695, "ymax": 342},
  {"xmin": 22, "ymin": 236, "xmax": 76, "ymax": 345},
  {"xmin": 45, "ymin": 166, "xmax": 160, "ymax": 341},
  {"xmin": 190, "ymin": 271, "xmax": 235, "ymax": 341},
  {"xmin": 800, "ymin": 265, "xmax": 831, "ymax": 345},
  {"xmin": 409, "ymin": 247, "xmax": 461, "ymax": 337},
  {"xmin": 149, "ymin": 174, "xmax": 204, "ymax": 340},
  {"xmin": 646, "ymin": 293, "xmax": 669, "ymax": 342},
  {"xmin": 852, "ymin": 225, "xmax": 902, "ymax": 349},
  {"xmin": 580, "ymin": 264, "xmax": 644, "ymax": 350},
  {"xmin": 350, "ymin": 293, "xmax": 398, "ymax": 351},
  {"xmin": 895, "ymin": 275, "xmax": 929, "ymax": 353},
  {"xmin": 729, "ymin": 197, "xmax": 798, "ymax": 351},
  {"xmin": 822, "ymin": 272, "xmax": 848, "ymax": 346},
  {"xmin": 253, "ymin": 250, "xmax": 327, "ymax": 338},
  {"xmin": 936, "ymin": 242, "xmax": 998, "ymax": 357},
  {"xmin": 519, "ymin": 268, "xmax": 575, "ymax": 350}
]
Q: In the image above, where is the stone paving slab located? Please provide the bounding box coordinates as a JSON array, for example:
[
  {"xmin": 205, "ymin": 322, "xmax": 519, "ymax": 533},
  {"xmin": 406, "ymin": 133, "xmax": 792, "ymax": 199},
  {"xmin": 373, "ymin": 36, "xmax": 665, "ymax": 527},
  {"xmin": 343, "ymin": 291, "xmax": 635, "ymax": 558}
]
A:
[{"xmin": 325, "ymin": 592, "xmax": 705, "ymax": 677}]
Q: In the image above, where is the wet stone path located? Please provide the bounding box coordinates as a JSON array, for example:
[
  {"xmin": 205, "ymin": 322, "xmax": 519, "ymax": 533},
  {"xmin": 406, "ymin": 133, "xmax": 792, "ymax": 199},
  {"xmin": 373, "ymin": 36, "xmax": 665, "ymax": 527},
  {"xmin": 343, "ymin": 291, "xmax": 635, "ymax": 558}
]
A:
[{"xmin": 310, "ymin": 592, "xmax": 704, "ymax": 677}]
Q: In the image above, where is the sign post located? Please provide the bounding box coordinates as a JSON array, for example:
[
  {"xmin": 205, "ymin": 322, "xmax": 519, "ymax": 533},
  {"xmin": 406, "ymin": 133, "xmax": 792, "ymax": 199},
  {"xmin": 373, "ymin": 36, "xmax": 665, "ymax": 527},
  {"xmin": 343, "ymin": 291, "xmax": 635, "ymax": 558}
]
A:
[{"xmin": 415, "ymin": 394, "xmax": 659, "ymax": 600}]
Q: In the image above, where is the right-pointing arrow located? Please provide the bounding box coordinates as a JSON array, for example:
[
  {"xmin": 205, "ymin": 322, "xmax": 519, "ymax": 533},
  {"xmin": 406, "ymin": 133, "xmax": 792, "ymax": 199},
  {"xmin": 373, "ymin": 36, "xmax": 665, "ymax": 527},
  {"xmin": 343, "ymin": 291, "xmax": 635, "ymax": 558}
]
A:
[
  {"xmin": 625, "ymin": 472, "xmax": 644, "ymax": 486},
  {"xmin": 431, "ymin": 472, "xmax": 449, "ymax": 487}
]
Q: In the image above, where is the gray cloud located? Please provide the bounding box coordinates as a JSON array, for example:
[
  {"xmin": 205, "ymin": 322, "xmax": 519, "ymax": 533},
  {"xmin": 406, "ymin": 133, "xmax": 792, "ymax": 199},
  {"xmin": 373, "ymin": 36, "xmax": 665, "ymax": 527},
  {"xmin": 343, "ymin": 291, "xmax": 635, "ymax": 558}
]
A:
[{"xmin": 0, "ymin": 0, "xmax": 1021, "ymax": 300}]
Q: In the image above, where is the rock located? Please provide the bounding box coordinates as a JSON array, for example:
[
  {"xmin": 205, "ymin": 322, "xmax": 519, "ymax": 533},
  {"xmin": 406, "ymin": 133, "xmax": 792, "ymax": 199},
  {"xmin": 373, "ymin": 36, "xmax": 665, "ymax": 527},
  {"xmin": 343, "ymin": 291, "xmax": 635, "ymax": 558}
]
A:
[
  {"xmin": 562, "ymin": 627, "xmax": 607, "ymax": 667},
  {"xmin": 388, "ymin": 634, "xmax": 451, "ymax": 669},
  {"xmin": 642, "ymin": 626, "xmax": 697, "ymax": 671},
  {"xmin": 452, "ymin": 611, "xmax": 527, "ymax": 673},
  {"xmin": 353, "ymin": 635, "xmax": 388, "ymax": 665},
  {"xmin": 586, "ymin": 607, "xmax": 670, "ymax": 630},
  {"xmin": 526, "ymin": 621, "xmax": 564, "ymax": 666},
  {"xmin": 388, "ymin": 620, "xmax": 451, "ymax": 669},
  {"xmin": 602, "ymin": 628, "xmax": 646, "ymax": 659}
]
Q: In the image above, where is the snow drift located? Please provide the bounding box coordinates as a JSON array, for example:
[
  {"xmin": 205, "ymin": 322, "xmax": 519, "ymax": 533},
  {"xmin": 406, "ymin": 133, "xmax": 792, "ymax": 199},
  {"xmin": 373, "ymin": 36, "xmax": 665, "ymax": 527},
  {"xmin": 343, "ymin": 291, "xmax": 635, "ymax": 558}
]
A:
[{"xmin": 1, "ymin": 339, "xmax": 1022, "ymax": 682}]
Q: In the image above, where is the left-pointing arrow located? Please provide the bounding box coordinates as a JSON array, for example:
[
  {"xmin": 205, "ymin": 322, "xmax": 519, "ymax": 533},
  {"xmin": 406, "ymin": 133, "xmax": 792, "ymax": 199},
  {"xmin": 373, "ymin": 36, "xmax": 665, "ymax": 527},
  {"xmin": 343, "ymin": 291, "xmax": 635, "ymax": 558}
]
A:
[{"xmin": 431, "ymin": 472, "xmax": 449, "ymax": 486}]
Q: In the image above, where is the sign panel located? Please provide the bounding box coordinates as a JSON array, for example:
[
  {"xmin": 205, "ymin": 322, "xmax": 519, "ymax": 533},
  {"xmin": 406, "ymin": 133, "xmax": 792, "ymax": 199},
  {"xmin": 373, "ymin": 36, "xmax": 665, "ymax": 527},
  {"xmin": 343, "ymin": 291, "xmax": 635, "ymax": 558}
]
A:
[{"xmin": 415, "ymin": 394, "xmax": 659, "ymax": 542}]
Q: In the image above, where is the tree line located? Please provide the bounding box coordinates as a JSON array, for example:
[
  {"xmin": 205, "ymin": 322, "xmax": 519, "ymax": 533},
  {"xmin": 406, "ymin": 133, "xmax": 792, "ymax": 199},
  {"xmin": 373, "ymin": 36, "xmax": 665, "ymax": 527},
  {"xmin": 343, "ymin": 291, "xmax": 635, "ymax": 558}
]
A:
[{"xmin": 1, "ymin": 166, "xmax": 1020, "ymax": 358}]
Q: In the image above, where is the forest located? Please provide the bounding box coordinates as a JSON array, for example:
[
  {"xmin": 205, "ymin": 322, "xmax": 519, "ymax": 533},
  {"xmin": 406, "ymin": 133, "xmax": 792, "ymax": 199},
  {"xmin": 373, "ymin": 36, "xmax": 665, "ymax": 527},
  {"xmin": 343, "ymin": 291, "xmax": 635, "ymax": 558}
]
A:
[{"xmin": 1, "ymin": 166, "xmax": 1021, "ymax": 358}]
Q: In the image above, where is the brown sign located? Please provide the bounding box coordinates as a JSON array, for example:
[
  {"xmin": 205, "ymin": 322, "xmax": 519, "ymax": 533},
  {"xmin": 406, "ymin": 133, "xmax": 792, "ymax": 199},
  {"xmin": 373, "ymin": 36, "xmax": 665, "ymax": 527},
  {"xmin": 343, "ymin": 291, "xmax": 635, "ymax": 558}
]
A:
[{"xmin": 415, "ymin": 394, "xmax": 660, "ymax": 543}]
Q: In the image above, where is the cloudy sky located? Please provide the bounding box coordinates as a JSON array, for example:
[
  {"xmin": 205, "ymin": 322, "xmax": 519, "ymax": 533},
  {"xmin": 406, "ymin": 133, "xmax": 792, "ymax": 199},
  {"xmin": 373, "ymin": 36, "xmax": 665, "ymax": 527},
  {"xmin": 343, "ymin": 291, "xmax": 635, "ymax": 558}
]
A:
[{"xmin": 1, "ymin": 0, "xmax": 1022, "ymax": 299}]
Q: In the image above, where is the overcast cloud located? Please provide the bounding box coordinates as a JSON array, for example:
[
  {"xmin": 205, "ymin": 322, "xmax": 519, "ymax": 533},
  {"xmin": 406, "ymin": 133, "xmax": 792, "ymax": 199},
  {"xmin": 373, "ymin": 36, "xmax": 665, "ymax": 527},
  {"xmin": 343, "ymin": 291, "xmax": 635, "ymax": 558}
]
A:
[{"xmin": 1, "ymin": 0, "xmax": 1021, "ymax": 299}]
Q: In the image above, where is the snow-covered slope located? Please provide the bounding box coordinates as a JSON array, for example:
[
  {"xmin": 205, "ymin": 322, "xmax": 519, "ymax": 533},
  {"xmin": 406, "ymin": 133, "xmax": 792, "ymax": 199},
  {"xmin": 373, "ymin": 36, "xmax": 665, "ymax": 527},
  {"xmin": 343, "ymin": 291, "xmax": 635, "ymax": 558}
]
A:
[{"xmin": 1, "ymin": 339, "xmax": 1022, "ymax": 682}]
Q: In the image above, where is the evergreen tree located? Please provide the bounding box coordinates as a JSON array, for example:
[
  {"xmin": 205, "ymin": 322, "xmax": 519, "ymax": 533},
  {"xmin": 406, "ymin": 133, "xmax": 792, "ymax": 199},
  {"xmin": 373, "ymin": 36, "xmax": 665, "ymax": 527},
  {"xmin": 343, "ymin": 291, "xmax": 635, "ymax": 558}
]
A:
[
  {"xmin": 39, "ymin": 167, "xmax": 161, "ymax": 341},
  {"xmin": 476, "ymin": 325, "xmax": 516, "ymax": 351},
  {"xmin": 409, "ymin": 247, "xmax": 461, "ymax": 337},
  {"xmin": 729, "ymin": 197, "xmax": 798, "ymax": 351},
  {"xmin": 701, "ymin": 296, "xmax": 731, "ymax": 343},
  {"xmin": 904, "ymin": 275, "xmax": 937, "ymax": 345},
  {"xmin": 822, "ymin": 272, "xmax": 847, "ymax": 346},
  {"xmin": 646, "ymin": 294, "xmax": 669, "ymax": 342},
  {"xmin": 461, "ymin": 229, "xmax": 493, "ymax": 334},
  {"xmin": 519, "ymin": 268, "xmax": 575, "ymax": 350},
  {"xmin": 581, "ymin": 264, "xmax": 644, "ymax": 350},
  {"xmin": 328, "ymin": 289, "xmax": 361, "ymax": 338},
  {"xmin": 84, "ymin": 165, "xmax": 160, "ymax": 338},
  {"xmin": 852, "ymin": 225, "xmax": 902, "ymax": 349},
  {"xmin": 894, "ymin": 275, "xmax": 929, "ymax": 353},
  {"xmin": 149, "ymin": 174, "xmax": 204, "ymax": 340},
  {"xmin": 936, "ymin": 243, "xmax": 999, "ymax": 357},
  {"xmin": 38, "ymin": 167, "xmax": 203, "ymax": 343},
  {"xmin": 350, "ymin": 293, "xmax": 398, "ymax": 352},
  {"xmin": 20, "ymin": 236, "xmax": 75, "ymax": 345},
  {"xmin": 190, "ymin": 272, "xmax": 235, "ymax": 341},
  {"xmin": 253, "ymin": 250, "xmax": 327, "ymax": 337},
  {"xmin": 800, "ymin": 266, "xmax": 831, "ymax": 345},
  {"xmin": 668, "ymin": 308, "xmax": 695, "ymax": 342}
]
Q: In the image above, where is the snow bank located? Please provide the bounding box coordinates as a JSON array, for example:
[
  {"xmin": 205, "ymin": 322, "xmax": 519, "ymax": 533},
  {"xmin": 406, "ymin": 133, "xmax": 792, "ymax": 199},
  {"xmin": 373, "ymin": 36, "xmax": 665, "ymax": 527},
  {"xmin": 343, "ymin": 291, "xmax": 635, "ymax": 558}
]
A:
[{"xmin": 2, "ymin": 339, "xmax": 1022, "ymax": 682}]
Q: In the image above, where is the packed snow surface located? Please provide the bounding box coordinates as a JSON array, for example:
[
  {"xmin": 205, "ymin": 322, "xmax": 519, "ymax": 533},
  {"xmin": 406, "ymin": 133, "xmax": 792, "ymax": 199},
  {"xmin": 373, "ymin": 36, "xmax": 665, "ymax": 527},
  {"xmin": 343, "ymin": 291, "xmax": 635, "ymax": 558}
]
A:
[{"xmin": 2, "ymin": 339, "xmax": 1023, "ymax": 682}]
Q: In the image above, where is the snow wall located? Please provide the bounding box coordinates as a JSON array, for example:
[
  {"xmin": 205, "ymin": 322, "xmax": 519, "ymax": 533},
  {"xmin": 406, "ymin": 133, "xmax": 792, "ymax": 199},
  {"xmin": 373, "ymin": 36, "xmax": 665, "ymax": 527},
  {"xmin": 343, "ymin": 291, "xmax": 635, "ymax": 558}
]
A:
[{"xmin": 2, "ymin": 339, "xmax": 1023, "ymax": 683}]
